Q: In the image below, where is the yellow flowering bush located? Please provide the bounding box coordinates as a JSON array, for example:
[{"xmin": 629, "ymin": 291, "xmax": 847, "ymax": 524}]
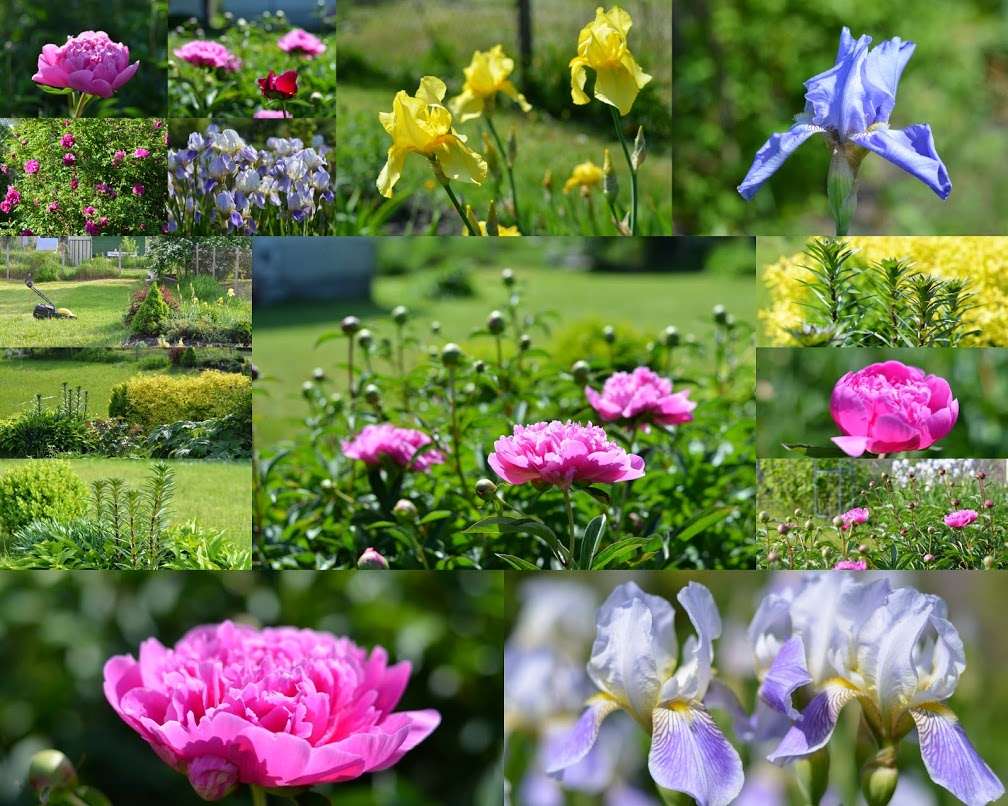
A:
[
  {"xmin": 109, "ymin": 371, "xmax": 252, "ymax": 429},
  {"xmin": 761, "ymin": 237, "xmax": 1008, "ymax": 346}
]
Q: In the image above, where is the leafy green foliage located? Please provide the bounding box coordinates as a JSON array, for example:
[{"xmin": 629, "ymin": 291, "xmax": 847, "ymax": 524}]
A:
[
  {"xmin": 129, "ymin": 284, "xmax": 171, "ymax": 337},
  {"xmin": 0, "ymin": 384, "xmax": 94, "ymax": 458},
  {"xmin": 0, "ymin": 459, "xmax": 89, "ymax": 536},
  {"xmin": 108, "ymin": 370, "xmax": 252, "ymax": 429},
  {"xmin": 146, "ymin": 412, "xmax": 252, "ymax": 461}
]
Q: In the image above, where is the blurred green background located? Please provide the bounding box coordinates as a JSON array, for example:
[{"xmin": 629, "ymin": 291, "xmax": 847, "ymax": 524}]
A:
[
  {"xmin": 674, "ymin": 0, "xmax": 1008, "ymax": 234},
  {"xmin": 757, "ymin": 348, "xmax": 1008, "ymax": 457},
  {"xmin": 504, "ymin": 571, "xmax": 1008, "ymax": 805},
  {"xmin": 0, "ymin": 571, "xmax": 504, "ymax": 806},
  {"xmin": 2, "ymin": 0, "xmax": 168, "ymax": 117}
]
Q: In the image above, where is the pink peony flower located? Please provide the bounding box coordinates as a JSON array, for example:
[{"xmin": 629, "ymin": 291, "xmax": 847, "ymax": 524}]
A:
[
  {"xmin": 24, "ymin": 159, "xmax": 40, "ymax": 175},
  {"xmin": 277, "ymin": 28, "xmax": 327, "ymax": 58},
  {"xmin": 133, "ymin": 147, "xmax": 150, "ymax": 159},
  {"xmin": 60, "ymin": 133, "xmax": 75, "ymax": 148},
  {"xmin": 839, "ymin": 507, "xmax": 869, "ymax": 530},
  {"xmin": 174, "ymin": 40, "xmax": 242, "ymax": 71},
  {"xmin": 112, "ymin": 149, "xmax": 126, "ymax": 164},
  {"xmin": 132, "ymin": 183, "xmax": 145, "ymax": 196},
  {"xmin": 585, "ymin": 366, "xmax": 696, "ymax": 428},
  {"xmin": 83, "ymin": 205, "xmax": 96, "ymax": 217},
  {"xmin": 103, "ymin": 621, "xmax": 440, "ymax": 801},
  {"xmin": 357, "ymin": 547, "xmax": 390, "ymax": 569},
  {"xmin": 488, "ymin": 420, "xmax": 645, "ymax": 488},
  {"xmin": 834, "ymin": 559, "xmax": 867, "ymax": 570},
  {"xmin": 342, "ymin": 424, "xmax": 444, "ymax": 472},
  {"xmin": 253, "ymin": 109, "xmax": 293, "ymax": 119},
  {"xmin": 33, "ymin": 31, "xmax": 139, "ymax": 98},
  {"xmin": 944, "ymin": 509, "xmax": 978, "ymax": 529},
  {"xmin": 62, "ymin": 152, "xmax": 76, "ymax": 166},
  {"xmin": 829, "ymin": 360, "xmax": 958, "ymax": 457}
]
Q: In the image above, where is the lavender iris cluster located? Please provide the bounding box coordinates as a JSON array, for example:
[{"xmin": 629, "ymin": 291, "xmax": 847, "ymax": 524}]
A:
[{"xmin": 167, "ymin": 125, "xmax": 335, "ymax": 234}]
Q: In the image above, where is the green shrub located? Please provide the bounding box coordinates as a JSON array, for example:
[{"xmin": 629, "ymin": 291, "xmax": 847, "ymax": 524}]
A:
[
  {"xmin": 757, "ymin": 459, "xmax": 876, "ymax": 519},
  {"xmin": 137, "ymin": 352, "xmax": 171, "ymax": 371},
  {"xmin": 108, "ymin": 370, "xmax": 252, "ymax": 428},
  {"xmin": 0, "ymin": 386, "xmax": 93, "ymax": 458},
  {"xmin": 549, "ymin": 318, "xmax": 652, "ymax": 372},
  {"xmin": 427, "ymin": 267, "xmax": 476, "ymax": 299},
  {"xmin": 8, "ymin": 250, "xmax": 64, "ymax": 281},
  {"xmin": 146, "ymin": 410, "xmax": 252, "ymax": 460},
  {"xmin": 0, "ymin": 460, "xmax": 89, "ymax": 535},
  {"xmin": 131, "ymin": 284, "xmax": 171, "ymax": 336},
  {"xmin": 87, "ymin": 418, "xmax": 148, "ymax": 458}
]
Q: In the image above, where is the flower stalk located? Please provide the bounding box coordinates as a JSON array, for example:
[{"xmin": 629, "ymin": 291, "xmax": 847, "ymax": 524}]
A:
[
  {"xmin": 431, "ymin": 157, "xmax": 480, "ymax": 235},
  {"xmin": 610, "ymin": 106, "xmax": 638, "ymax": 235}
]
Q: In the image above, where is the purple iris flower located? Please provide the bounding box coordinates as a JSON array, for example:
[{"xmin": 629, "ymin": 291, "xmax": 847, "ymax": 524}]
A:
[{"xmin": 738, "ymin": 28, "xmax": 951, "ymax": 202}]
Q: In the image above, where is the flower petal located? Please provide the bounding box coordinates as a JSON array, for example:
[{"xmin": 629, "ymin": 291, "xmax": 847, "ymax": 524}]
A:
[
  {"xmin": 376, "ymin": 146, "xmax": 406, "ymax": 198},
  {"xmin": 759, "ymin": 635, "xmax": 811, "ymax": 720},
  {"xmin": 737, "ymin": 122, "xmax": 820, "ymax": 200},
  {"xmin": 863, "ymin": 37, "xmax": 915, "ymax": 124},
  {"xmin": 911, "ymin": 705, "xmax": 1005, "ymax": 806},
  {"xmin": 543, "ymin": 695, "xmax": 620, "ymax": 775},
  {"xmin": 767, "ymin": 681, "xmax": 856, "ymax": 764},
  {"xmin": 649, "ymin": 705, "xmax": 744, "ymax": 806},
  {"xmin": 831, "ymin": 434, "xmax": 870, "ymax": 457},
  {"xmin": 661, "ymin": 582, "xmax": 721, "ymax": 703},
  {"xmin": 852, "ymin": 123, "xmax": 951, "ymax": 199}
]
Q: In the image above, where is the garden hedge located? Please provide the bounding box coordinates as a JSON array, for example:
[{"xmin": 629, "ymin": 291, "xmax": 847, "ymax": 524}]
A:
[{"xmin": 108, "ymin": 371, "xmax": 252, "ymax": 429}]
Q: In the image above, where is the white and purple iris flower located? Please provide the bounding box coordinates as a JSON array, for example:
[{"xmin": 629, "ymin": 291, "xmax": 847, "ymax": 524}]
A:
[
  {"xmin": 545, "ymin": 581, "xmax": 744, "ymax": 806},
  {"xmin": 738, "ymin": 28, "xmax": 951, "ymax": 203},
  {"xmin": 752, "ymin": 574, "xmax": 1003, "ymax": 806}
]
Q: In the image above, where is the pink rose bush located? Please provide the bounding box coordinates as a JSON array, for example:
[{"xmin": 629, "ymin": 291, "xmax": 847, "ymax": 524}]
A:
[
  {"xmin": 488, "ymin": 420, "xmax": 644, "ymax": 488},
  {"xmin": 342, "ymin": 423, "xmax": 445, "ymax": 471},
  {"xmin": 33, "ymin": 31, "xmax": 139, "ymax": 110},
  {"xmin": 945, "ymin": 509, "xmax": 978, "ymax": 529},
  {"xmin": 829, "ymin": 360, "xmax": 958, "ymax": 457},
  {"xmin": 278, "ymin": 29, "xmax": 327, "ymax": 58},
  {"xmin": 103, "ymin": 621, "xmax": 440, "ymax": 801},
  {"xmin": 585, "ymin": 366, "xmax": 696, "ymax": 428}
]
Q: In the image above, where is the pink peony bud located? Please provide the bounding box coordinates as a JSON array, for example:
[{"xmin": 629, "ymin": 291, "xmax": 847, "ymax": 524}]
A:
[
  {"xmin": 830, "ymin": 361, "xmax": 958, "ymax": 457},
  {"xmin": 357, "ymin": 547, "xmax": 390, "ymax": 569},
  {"xmin": 186, "ymin": 755, "xmax": 238, "ymax": 802},
  {"xmin": 32, "ymin": 31, "xmax": 140, "ymax": 98}
]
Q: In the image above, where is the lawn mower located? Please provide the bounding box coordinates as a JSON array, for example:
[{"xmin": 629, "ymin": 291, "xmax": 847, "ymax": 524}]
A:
[{"xmin": 26, "ymin": 275, "xmax": 77, "ymax": 320}]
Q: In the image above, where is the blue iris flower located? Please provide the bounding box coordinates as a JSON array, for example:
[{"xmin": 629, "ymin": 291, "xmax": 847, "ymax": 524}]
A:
[{"xmin": 738, "ymin": 28, "xmax": 951, "ymax": 203}]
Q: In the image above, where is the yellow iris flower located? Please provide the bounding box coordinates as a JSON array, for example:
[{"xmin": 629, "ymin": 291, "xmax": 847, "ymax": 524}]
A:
[
  {"xmin": 570, "ymin": 6, "xmax": 652, "ymax": 116},
  {"xmin": 463, "ymin": 222, "xmax": 521, "ymax": 236},
  {"xmin": 449, "ymin": 45, "xmax": 532, "ymax": 122},
  {"xmin": 377, "ymin": 76, "xmax": 488, "ymax": 198},
  {"xmin": 563, "ymin": 160, "xmax": 604, "ymax": 194}
]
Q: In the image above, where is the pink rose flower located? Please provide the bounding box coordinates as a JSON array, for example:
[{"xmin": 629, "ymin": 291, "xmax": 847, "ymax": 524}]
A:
[
  {"xmin": 829, "ymin": 360, "xmax": 958, "ymax": 457},
  {"xmin": 32, "ymin": 31, "xmax": 140, "ymax": 98},
  {"xmin": 46, "ymin": 201, "xmax": 59, "ymax": 212},
  {"xmin": 59, "ymin": 133, "xmax": 75, "ymax": 148},
  {"xmin": 133, "ymin": 147, "xmax": 150, "ymax": 159},
  {"xmin": 944, "ymin": 509, "xmax": 978, "ymax": 529},
  {"xmin": 112, "ymin": 149, "xmax": 125, "ymax": 164},
  {"xmin": 253, "ymin": 109, "xmax": 293, "ymax": 119},
  {"xmin": 70, "ymin": 176, "xmax": 79, "ymax": 190},
  {"xmin": 342, "ymin": 424, "xmax": 444, "ymax": 471},
  {"xmin": 488, "ymin": 420, "xmax": 645, "ymax": 488},
  {"xmin": 103, "ymin": 621, "xmax": 440, "ymax": 801},
  {"xmin": 83, "ymin": 205, "xmax": 96, "ymax": 217},
  {"xmin": 585, "ymin": 366, "xmax": 696, "ymax": 428},
  {"xmin": 277, "ymin": 28, "xmax": 327, "ymax": 58},
  {"xmin": 132, "ymin": 183, "xmax": 145, "ymax": 196},
  {"xmin": 0, "ymin": 164, "xmax": 8, "ymax": 175},
  {"xmin": 839, "ymin": 507, "xmax": 869, "ymax": 530},
  {"xmin": 153, "ymin": 119, "xmax": 164, "ymax": 129},
  {"xmin": 24, "ymin": 159, "xmax": 40, "ymax": 175},
  {"xmin": 174, "ymin": 40, "xmax": 242, "ymax": 71},
  {"xmin": 834, "ymin": 559, "xmax": 867, "ymax": 570},
  {"xmin": 62, "ymin": 152, "xmax": 76, "ymax": 166},
  {"xmin": 357, "ymin": 547, "xmax": 390, "ymax": 569},
  {"xmin": 19, "ymin": 229, "xmax": 33, "ymax": 236}
]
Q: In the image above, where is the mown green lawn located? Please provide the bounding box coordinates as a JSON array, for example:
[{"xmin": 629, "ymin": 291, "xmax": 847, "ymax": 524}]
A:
[
  {"xmin": 0, "ymin": 457, "xmax": 250, "ymax": 545},
  {"xmin": 338, "ymin": 85, "xmax": 672, "ymax": 235},
  {"xmin": 0, "ymin": 279, "xmax": 140, "ymax": 347},
  {"xmin": 253, "ymin": 265, "xmax": 753, "ymax": 446},
  {"xmin": 0, "ymin": 356, "xmax": 189, "ymax": 418}
]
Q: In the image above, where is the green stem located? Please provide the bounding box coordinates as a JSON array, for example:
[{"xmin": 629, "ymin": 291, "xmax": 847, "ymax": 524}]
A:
[
  {"xmin": 347, "ymin": 337, "xmax": 356, "ymax": 401},
  {"xmin": 250, "ymin": 785, "xmax": 268, "ymax": 806},
  {"xmin": 563, "ymin": 487, "xmax": 576, "ymax": 564},
  {"xmin": 432, "ymin": 160, "xmax": 479, "ymax": 235},
  {"xmin": 610, "ymin": 106, "xmax": 638, "ymax": 235},
  {"xmin": 447, "ymin": 369, "xmax": 469, "ymax": 496},
  {"xmin": 485, "ymin": 115, "xmax": 521, "ymax": 230}
]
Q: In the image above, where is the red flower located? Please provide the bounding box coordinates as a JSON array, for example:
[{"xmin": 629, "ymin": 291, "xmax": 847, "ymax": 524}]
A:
[{"xmin": 258, "ymin": 69, "xmax": 298, "ymax": 100}]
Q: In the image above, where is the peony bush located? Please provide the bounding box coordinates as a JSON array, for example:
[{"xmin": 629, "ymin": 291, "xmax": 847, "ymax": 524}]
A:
[{"xmin": 0, "ymin": 118, "xmax": 166, "ymax": 235}]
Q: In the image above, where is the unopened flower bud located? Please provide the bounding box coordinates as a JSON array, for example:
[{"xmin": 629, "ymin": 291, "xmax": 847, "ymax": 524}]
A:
[
  {"xmin": 320, "ymin": 478, "xmax": 334, "ymax": 491},
  {"xmin": 393, "ymin": 499, "xmax": 418, "ymax": 522},
  {"xmin": 430, "ymin": 321, "xmax": 441, "ymax": 335},
  {"xmin": 363, "ymin": 384, "xmax": 381, "ymax": 405},
  {"xmin": 778, "ymin": 523, "xmax": 791, "ymax": 536},
  {"xmin": 858, "ymin": 544, "xmax": 868, "ymax": 554},
  {"xmin": 923, "ymin": 553, "xmax": 935, "ymax": 563},
  {"xmin": 441, "ymin": 342, "xmax": 463, "ymax": 368},
  {"xmin": 602, "ymin": 325, "xmax": 616, "ymax": 344},
  {"xmin": 28, "ymin": 750, "xmax": 78, "ymax": 795},
  {"xmin": 301, "ymin": 381, "xmax": 314, "ymax": 397},
  {"xmin": 662, "ymin": 325, "xmax": 680, "ymax": 347},
  {"xmin": 542, "ymin": 169, "xmax": 554, "ymax": 193},
  {"xmin": 475, "ymin": 478, "xmax": 498, "ymax": 500},
  {"xmin": 487, "ymin": 310, "xmax": 506, "ymax": 334},
  {"xmin": 861, "ymin": 759, "xmax": 898, "ymax": 806},
  {"xmin": 572, "ymin": 360, "xmax": 591, "ymax": 385},
  {"xmin": 482, "ymin": 131, "xmax": 501, "ymax": 178},
  {"xmin": 951, "ymin": 497, "xmax": 960, "ymax": 507},
  {"xmin": 486, "ymin": 199, "xmax": 501, "ymax": 236},
  {"xmin": 976, "ymin": 471, "xmax": 987, "ymax": 480},
  {"xmin": 984, "ymin": 555, "xmax": 995, "ymax": 569},
  {"xmin": 340, "ymin": 315, "xmax": 360, "ymax": 335},
  {"xmin": 603, "ymin": 148, "xmax": 618, "ymax": 198},
  {"xmin": 473, "ymin": 359, "xmax": 486, "ymax": 374},
  {"xmin": 464, "ymin": 204, "xmax": 482, "ymax": 235},
  {"xmin": 357, "ymin": 328, "xmax": 373, "ymax": 349},
  {"xmin": 312, "ymin": 367, "xmax": 325, "ymax": 381},
  {"xmin": 507, "ymin": 127, "xmax": 518, "ymax": 166},
  {"xmin": 357, "ymin": 547, "xmax": 389, "ymax": 569},
  {"xmin": 832, "ymin": 515, "xmax": 844, "ymax": 528},
  {"xmin": 984, "ymin": 499, "xmax": 994, "ymax": 509},
  {"xmin": 757, "ymin": 510, "xmax": 769, "ymax": 523},
  {"xmin": 392, "ymin": 305, "xmax": 409, "ymax": 325},
  {"xmin": 804, "ymin": 519, "xmax": 813, "ymax": 531},
  {"xmin": 827, "ymin": 145, "xmax": 861, "ymax": 236},
  {"xmin": 767, "ymin": 551, "xmax": 780, "ymax": 563},
  {"xmin": 713, "ymin": 304, "xmax": 728, "ymax": 324},
  {"xmin": 632, "ymin": 125, "xmax": 647, "ymax": 170},
  {"xmin": 501, "ymin": 268, "xmax": 515, "ymax": 286},
  {"xmin": 519, "ymin": 333, "xmax": 532, "ymax": 352}
]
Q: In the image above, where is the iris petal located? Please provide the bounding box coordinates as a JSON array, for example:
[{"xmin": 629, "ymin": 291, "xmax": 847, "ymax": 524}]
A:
[
  {"xmin": 759, "ymin": 635, "xmax": 811, "ymax": 720},
  {"xmin": 851, "ymin": 124, "xmax": 951, "ymax": 199},
  {"xmin": 767, "ymin": 682, "xmax": 855, "ymax": 764},
  {"xmin": 543, "ymin": 696, "xmax": 620, "ymax": 775},
  {"xmin": 737, "ymin": 122, "xmax": 820, "ymax": 200}
]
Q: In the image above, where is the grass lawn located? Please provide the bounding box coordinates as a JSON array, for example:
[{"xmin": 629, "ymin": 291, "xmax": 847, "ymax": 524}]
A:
[
  {"xmin": 0, "ymin": 279, "xmax": 140, "ymax": 347},
  {"xmin": 0, "ymin": 356, "xmax": 189, "ymax": 418},
  {"xmin": 253, "ymin": 265, "xmax": 754, "ymax": 446},
  {"xmin": 337, "ymin": 85, "xmax": 672, "ymax": 234},
  {"xmin": 0, "ymin": 457, "xmax": 251, "ymax": 545}
]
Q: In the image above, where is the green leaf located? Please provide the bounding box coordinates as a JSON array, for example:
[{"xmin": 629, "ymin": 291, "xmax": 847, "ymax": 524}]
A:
[
  {"xmin": 782, "ymin": 442, "xmax": 849, "ymax": 458},
  {"xmin": 495, "ymin": 553, "xmax": 541, "ymax": 570},
  {"xmin": 465, "ymin": 516, "xmax": 569, "ymax": 565},
  {"xmin": 674, "ymin": 506, "xmax": 734, "ymax": 542},
  {"xmin": 578, "ymin": 514, "xmax": 606, "ymax": 569},
  {"xmin": 580, "ymin": 485, "xmax": 611, "ymax": 506},
  {"xmin": 419, "ymin": 509, "xmax": 452, "ymax": 525},
  {"xmin": 39, "ymin": 84, "xmax": 74, "ymax": 95},
  {"xmin": 314, "ymin": 331, "xmax": 344, "ymax": 348},
  {"xmin": 591, "ymin": 537, "xmax": 650, "ymax": 569}
]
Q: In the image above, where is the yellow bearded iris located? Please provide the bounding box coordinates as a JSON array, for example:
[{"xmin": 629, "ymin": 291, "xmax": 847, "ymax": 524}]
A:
[
  {"xmin": 563, "ymin": 160, "xmax": 604, "ymax": 194},
  {"xmin": 570, "ymin": 6, "xmax": 652, "ymax": 116},
  {"xmin": 377, "ymin": 76, "xmax": 488, "ymax": 198},
  {"xmin": 450, "ymin": 45, "xmax": 532, "ymax": 122},
  {"xmin": 463, "ymin": 221, "xmax": 521, "ymax": 236}
]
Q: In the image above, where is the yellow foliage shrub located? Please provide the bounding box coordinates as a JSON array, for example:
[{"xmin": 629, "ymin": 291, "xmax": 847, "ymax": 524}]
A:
[
  {"xmin": 761, "ymin": 237, "xmax": 1008, "ymax": 347},
  {"xmin": 109, "ymin": 371, "xmax": 252, "ymax": 429}
]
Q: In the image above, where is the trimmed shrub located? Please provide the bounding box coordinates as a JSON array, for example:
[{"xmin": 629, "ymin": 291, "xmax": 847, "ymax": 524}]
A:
[
  {"xmin": 108, "ymin": 370, "xmax": 252, "ymax": 429},
  {"xmin": 130, "ymin": 284, "xmax": 171, "ymax": 336},
  {"xmin": 0, "ymin": 460, "xmax": 89, "ymax": 535}
]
